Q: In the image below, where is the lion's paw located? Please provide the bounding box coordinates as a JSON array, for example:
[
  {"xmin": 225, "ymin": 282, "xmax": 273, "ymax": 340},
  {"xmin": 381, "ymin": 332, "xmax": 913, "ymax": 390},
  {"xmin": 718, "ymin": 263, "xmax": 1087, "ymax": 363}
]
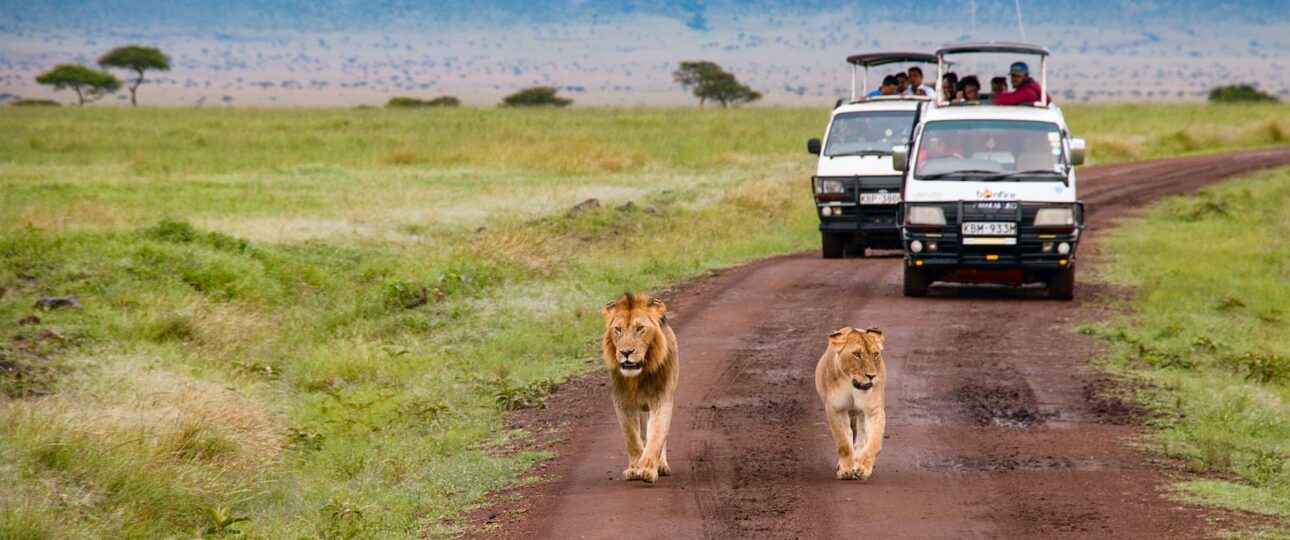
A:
[
  {"xmin": 623, "ymin": 467, "xmax": 641, "ymax": 481},
  {"xmin": 836, "ymin": 466, "xmax": 861, "ymax": 480},
  {"xmin": 855, "ymin": 456, "xmax": 875, "ymax": 480},
  {"xmin": 658, "ymin": 461, "xmax": 672, "ymax": 477},
  {"xmin": 637, "ymin": 466, "xmax": 659, "ymax": 483},
  {"xmin": 858, "ymin": 464, "xmax": 873, "ymax": 481}
]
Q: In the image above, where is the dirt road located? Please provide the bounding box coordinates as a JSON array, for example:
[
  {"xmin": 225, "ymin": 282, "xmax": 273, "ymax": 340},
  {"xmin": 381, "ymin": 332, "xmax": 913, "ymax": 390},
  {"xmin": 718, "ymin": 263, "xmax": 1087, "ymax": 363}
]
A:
[{"xmin": 465, "ymin": 148, "xmax": 1290, "ymax": 539}]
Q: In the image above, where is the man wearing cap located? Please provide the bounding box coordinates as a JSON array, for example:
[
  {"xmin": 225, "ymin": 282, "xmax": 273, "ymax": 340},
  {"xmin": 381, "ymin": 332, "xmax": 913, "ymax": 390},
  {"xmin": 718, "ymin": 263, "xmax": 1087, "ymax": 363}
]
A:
[{"xmin": 993, "ymin": 62, "xmax": 1049, "ymax": 105}]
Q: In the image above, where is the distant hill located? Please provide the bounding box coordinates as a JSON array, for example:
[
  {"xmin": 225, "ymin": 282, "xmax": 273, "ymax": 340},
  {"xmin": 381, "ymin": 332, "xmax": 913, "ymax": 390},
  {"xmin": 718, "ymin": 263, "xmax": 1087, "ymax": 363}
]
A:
[{"xmin": 7, "ymin": 0, "xmax": 1289, "ymax": 33}]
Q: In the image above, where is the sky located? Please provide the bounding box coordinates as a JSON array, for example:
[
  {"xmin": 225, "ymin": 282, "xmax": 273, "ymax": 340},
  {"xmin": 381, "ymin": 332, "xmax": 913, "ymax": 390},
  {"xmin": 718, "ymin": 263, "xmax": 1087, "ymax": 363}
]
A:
[{"xmin": 2, "ymin": 0, "xmax": 1288, "ymax": 107}]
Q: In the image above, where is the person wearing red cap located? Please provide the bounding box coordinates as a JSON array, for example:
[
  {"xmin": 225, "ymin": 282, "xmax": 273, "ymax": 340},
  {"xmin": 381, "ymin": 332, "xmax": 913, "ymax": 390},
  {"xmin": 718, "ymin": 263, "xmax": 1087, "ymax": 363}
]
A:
[{"xmin": 993, "ymin": 62, "xmax": 1050, "ymax": 105}]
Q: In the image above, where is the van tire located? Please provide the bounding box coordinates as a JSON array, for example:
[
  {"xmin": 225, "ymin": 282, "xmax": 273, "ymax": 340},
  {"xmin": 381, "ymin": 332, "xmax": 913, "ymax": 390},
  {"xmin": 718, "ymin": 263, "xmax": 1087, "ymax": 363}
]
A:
[
  {"xmin": 1048, "ymin": 266, "xmax": 1076, "ymax": 301},
  {"xmin": 903, "ymin": 265, "xmax": 930, "ymax": 297},
  {"xmin": 822, "ymin": 234, "xmax": 845, "ymax": 259}
]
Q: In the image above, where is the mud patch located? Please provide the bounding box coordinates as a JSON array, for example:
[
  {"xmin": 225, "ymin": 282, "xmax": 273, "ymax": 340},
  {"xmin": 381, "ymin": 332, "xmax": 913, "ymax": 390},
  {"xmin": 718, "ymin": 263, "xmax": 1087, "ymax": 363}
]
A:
[
  {"xmin": 1083, "ymin": 379, "xmax": 1150, "ymax": 425},
  {"xmin": 955, "ymin": 378, "xmax": 1046, "ymax": 428},
  {"xmin": 924, "ymin": 451, "xmax": 1077, "ymax": 473},
  {"xmin": 1, "ymin": 328, "xmax": 72, "ymax": 398}
]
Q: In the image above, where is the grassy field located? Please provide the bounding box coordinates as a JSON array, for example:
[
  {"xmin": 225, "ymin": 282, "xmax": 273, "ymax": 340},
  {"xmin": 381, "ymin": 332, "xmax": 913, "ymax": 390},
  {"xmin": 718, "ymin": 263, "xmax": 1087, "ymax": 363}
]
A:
[
  {"xmin": 1, "ymin": 104, "xmax": 1287, "ymax": 538},
  {"xmin": 1086, "ymin": 166, "xmax": 1290, "ymax": 533}
]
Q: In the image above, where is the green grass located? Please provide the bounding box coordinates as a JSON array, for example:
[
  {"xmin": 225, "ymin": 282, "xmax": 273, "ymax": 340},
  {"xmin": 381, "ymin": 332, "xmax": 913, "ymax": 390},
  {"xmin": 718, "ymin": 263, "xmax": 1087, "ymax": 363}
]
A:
[
  {"xmin": 0, "ymin": 104, "xmax": 1287, "ymax": 538},
  {"xmin": 1086, "ymin": 166, "xmax": 1290, "ymax": 531}
]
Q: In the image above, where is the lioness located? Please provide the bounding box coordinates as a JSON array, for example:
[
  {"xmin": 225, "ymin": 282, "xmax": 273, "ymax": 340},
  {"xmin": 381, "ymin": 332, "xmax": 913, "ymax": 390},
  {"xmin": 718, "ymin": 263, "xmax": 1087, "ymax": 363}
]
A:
[
  {"xmin": 602, "ymin": 292, "xmax": 679, "ymax": 483},
  {"xmin": 814, "ymin": 326, "xmax": 886, "ymax": 480}
]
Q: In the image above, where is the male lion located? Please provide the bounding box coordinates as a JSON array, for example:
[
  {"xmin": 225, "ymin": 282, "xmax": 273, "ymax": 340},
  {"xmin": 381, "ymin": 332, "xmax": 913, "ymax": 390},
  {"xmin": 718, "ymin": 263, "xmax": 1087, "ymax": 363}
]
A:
[
  {"xmin": 602, "ymin": 292, "xmax": 679, "ymax": 483},
  {"xmin": 814, "ymin": 326, "xmax": 886, "ymax": 480}
]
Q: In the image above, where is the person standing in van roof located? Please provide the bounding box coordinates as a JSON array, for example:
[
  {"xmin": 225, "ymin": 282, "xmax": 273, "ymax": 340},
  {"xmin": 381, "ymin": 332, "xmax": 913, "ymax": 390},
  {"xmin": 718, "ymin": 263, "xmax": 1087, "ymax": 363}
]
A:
[
  {"xmin": 993, "ymin": 62, "xmax": 1050, "ymax": 105},
  {"xmin": 867, "ymin": 75, "xmax": 900, "ymax": 98},
  {"xmin": 907, "ymin": 67, "xmax": 935, "ymax": 97},
  {"xmin": 941, "ymin": 71, "xmax": 959, "ymax": 102}
]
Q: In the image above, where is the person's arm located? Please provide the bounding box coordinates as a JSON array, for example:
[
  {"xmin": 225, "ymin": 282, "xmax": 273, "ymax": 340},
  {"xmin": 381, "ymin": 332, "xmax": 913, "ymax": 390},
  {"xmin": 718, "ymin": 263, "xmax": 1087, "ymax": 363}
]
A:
[
  {"xmin": 992, "ymin": 89, "xmax": 1026, "ymax": 105},
  {"xmin": 993, "ymin": 84, "xmax": 1040, "ymax": 105}
]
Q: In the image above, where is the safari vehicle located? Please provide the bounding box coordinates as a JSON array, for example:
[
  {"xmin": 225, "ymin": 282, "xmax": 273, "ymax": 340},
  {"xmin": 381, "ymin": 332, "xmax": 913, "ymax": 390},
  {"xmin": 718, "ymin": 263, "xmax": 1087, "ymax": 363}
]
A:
[
  {"xmin": 893, "ymin": 43, "xmax": 1087, "ymax": 299},
  {"xmin": 807, "ymin": 52, "xmax": 937, "ymax": 258}
]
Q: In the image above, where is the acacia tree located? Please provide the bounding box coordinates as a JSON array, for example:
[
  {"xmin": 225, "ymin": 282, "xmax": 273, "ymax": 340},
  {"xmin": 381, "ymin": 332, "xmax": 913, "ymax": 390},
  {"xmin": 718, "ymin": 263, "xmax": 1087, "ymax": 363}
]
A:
[
  {"xmin": 673, "ymin": 61, "xmax": 762, "ymax": 109},
  {"xmin": 98, "ymin": 45, "xmax": 170, "ymax": 106},
  {"xmin": 35, "ymin": 64, "xmax": 122, "ymax": 106},
  {"xmin": 501, "ymin": 86, "xmax": 571, "ymax": 107}
]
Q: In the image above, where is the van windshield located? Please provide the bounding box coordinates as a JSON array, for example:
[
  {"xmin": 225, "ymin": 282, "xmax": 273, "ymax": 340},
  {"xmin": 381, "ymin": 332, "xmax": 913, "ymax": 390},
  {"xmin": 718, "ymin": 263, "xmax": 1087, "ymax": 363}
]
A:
[
  {"xmin": 823, "ymin": 111, "xmax": 916, "ymax": 157},
  {"xmin": 914, "ymin": 120, "xmax": 1067, "ymax": 179}
]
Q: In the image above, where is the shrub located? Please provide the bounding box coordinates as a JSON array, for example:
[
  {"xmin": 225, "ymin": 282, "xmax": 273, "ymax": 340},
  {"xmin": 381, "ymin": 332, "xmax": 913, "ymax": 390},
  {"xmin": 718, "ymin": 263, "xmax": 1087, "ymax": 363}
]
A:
[
  {"xmin": 385, "ymin": 96, "xmax": 460, "ymax": 108},
  {"xmin": 10, "ymin": 99, "xmax": 61, "ymax": 107},
  {"xmin": 1208, "ymin": 84, "xmax": 1278, "ymax": 104},
  {"xmin": 500, "ymin": 86, "xmax": 571, "ymax": 108}
]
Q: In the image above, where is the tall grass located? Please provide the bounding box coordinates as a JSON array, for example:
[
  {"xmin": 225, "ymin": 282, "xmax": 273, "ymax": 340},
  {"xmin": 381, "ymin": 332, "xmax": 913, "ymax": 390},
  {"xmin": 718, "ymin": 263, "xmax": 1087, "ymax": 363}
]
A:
[
  {"xmin": 1087, "ymin": 166, "xmax": 1290, "ymax": 527},
  {"xmin": 1, "ymin": 104, "xmax": 1286, "ymax": 538}
]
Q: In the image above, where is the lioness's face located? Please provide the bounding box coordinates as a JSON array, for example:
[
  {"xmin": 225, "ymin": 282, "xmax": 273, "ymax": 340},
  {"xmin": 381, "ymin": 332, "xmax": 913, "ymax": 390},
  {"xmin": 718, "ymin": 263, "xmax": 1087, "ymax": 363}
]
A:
[
  {"xmin": 829, "ymin": 326, "xmax": 884, "ymax": 391},
  {"xmin": 604, "ymin": 294, "xmax": 667, "ymax": 378}
]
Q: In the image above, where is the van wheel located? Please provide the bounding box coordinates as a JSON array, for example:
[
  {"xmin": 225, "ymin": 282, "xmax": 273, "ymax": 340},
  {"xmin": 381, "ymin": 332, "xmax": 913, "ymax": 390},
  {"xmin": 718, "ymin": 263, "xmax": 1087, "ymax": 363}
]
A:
[
  {"xmin": 1048, "ymin": 266, "xmax": 1076, "ymax": 301},
  {"xmin": 822, "ymin": 234, "xmax": 845, "ymax": 259},
  {"xmin": 903, "ymin": 265, "xmax": 930, "ymax": 297},
  {"xmin": 847, "ymin": 240, "xmax": 867, "ymax": 258}
]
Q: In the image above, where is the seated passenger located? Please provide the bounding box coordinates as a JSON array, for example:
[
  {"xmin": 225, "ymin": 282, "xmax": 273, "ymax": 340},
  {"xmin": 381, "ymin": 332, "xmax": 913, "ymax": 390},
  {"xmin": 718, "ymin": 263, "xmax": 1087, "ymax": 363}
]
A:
[
  {"xmin": 955, "ymin": 76, "xmax": 982, "ymax": 102},
  {"xmin": 867, "ymin": 75, "xmax": 900, "ymax": 98},
  {"xmin": 990, "ymin": 76, "xmax": 1007, "ymax": 97},
  {"xmin": 993, "ymin": 62, "xmax": 1050, "ymax": 106},
  {"xmin": 941, "ymin": 72, "xmax": 959, "ymax": 102},
  {"xmin": 896, "ymin": 72, "xmax": 910, "ymax": 95},
  {"xmin": 907, "ymin": 67, "xmax": 935, "ymax": 97}
]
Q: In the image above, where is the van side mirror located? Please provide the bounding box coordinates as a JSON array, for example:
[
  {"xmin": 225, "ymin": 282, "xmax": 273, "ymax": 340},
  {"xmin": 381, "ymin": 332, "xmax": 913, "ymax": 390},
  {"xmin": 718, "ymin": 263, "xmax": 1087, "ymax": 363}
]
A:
[
  {"xmin": 1069, "ymin": 138, "xmax": 1086, "ymax": 166},
  {"xmin": 807, "ymin": 138, "xmax": 821, "ymax": 155},
  {"xmin": 891, "ymin": 145, "xmax": 909, "ymax": 172}
]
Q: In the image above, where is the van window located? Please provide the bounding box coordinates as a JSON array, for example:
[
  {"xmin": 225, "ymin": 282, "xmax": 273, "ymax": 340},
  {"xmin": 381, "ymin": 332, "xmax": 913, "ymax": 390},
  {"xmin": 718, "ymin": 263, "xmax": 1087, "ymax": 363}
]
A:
[
  {"xmin": 915, "ymin": 120, "xmax": 1065, "ymax": 177},
  {"xmin": 824, "ymin": 111, "xmax": 916, "ymax": 157}
]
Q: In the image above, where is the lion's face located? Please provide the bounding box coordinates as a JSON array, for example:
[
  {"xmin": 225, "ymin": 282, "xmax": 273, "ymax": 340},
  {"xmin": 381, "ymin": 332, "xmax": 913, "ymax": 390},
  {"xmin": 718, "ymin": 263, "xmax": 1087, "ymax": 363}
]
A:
[
  {"xmin": 828, "ymin": 326, "xmax": 884, "ymax": 391},
  {"xmin": 603, "ymin": 293, "xmax": 667, "ymax": 378}
]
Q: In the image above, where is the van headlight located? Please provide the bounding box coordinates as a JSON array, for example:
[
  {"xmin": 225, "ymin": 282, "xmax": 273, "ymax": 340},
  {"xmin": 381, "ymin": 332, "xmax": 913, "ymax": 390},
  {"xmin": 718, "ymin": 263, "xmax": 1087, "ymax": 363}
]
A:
[
  {"xmin": 813, "ymin": 178, "xmax": 845, "ymax": 194},
  {"xmin": 906, "ymin": 205, "xmax": 946, "ymax": 226},
  {"xmin": 1034, "ymin": 208, "xmax": 1075, "ymax": 227}
]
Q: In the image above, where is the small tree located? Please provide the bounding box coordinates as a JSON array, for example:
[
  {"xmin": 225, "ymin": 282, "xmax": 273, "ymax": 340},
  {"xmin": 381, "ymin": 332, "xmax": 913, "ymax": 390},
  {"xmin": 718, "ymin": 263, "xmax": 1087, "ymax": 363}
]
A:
[
  {"xmin": 35, "ymin": 64, "xmax": 121, "ymax": 106},
  {"xmin": 98, "ymin": 45, "xmax": 170, "ymax": 106},
  {"xmin": 1207, "ymin": 84, "xmax": 1278, "ymax": 104},
  {"xmin": 386, "ymin": 96, "xmax": 460, "ymax": 108},
  {"xmin": 501, "ymin": 87, "xmax": 571, "ymax": 107},
  {"xmin": 673, "ymin": 61, "xmax": 762, "ymax": 109}
]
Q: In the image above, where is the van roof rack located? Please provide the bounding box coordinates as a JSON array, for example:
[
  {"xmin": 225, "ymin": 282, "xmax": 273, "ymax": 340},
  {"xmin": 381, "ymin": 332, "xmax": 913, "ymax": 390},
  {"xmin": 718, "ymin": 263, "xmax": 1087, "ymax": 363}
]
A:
[
  {"xmin": 846, "ymin": 52, "xmax": 938, "ymax": 67},
  {"xmin": 935, "ymin": 42, "xmax": 1049, "ymax": 56}
]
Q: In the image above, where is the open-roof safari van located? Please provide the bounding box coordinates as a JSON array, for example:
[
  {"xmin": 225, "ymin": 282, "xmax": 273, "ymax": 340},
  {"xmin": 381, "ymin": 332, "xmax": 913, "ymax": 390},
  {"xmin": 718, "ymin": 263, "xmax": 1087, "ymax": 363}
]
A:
[
  {"xmin": 807, "ymin": 52, "xmax": 939, "ymax": 258},
  {"xmin": 892, "ymin": 42, "xmax": 1087, "ymax": 299}
]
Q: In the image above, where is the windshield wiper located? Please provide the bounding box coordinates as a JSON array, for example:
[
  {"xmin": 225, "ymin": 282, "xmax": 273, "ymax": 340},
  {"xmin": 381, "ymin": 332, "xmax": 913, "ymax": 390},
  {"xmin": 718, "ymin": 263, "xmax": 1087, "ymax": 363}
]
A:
[
  {"xmin": 917, "ymin": 169, "xmax": 1000, "ymax": 180},
  {"xmin": 828, "ymin": 149, "xmax": 892, "ymax": 158},
  {"xmin": 983, "ymin": 169, "xmax": 1070, "ymax": 185}
]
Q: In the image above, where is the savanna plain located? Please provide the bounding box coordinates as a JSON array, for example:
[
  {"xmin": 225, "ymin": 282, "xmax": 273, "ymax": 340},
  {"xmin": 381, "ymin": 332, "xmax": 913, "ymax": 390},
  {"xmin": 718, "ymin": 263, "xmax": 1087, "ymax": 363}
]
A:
[{"xmin": 1, "ymin": 104, "xmax": 1287, "ymax": 538}]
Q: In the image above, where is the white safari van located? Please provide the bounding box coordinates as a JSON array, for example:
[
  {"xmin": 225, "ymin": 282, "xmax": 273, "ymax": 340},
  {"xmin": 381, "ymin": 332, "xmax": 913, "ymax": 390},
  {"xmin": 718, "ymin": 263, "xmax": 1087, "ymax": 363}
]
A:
[
  {"xmin": 807, "ymin": 52, "xmax": 939, "ymax": 258},
  {"xmin": 892, "ymin": 43, "xmax": 1087, "ymax": 299}
]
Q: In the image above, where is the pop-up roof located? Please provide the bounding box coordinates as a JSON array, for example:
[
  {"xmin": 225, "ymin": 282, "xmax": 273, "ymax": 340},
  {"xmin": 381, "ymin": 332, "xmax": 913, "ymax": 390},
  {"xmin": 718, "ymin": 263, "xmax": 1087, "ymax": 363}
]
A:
[
  {"xmin": 845, "ymin": 52, "xmax": 939, "ymax": 102},
  {"xmin": 933, "ymin": 41, "xmax": 1051, "ymax": 107}
]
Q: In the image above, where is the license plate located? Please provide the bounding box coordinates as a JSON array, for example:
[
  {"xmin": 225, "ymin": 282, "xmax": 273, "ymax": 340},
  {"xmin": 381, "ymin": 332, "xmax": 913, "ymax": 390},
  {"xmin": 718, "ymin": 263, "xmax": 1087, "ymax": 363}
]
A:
[
  {"xmin": 859, "ymin": 192, "xmax": 901, "ymax": 205},
  {"xmin": 962, "ymin": 222, "xmax": 1016, "ymax": 236}
]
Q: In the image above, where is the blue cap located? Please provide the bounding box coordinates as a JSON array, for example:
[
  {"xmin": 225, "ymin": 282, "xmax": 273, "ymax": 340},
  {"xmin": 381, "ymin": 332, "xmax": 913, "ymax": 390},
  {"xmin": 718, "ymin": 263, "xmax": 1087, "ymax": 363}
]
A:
[{"xmin": 1009, "ymin": 62, "xmax": 1029, "ymax": 74}]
